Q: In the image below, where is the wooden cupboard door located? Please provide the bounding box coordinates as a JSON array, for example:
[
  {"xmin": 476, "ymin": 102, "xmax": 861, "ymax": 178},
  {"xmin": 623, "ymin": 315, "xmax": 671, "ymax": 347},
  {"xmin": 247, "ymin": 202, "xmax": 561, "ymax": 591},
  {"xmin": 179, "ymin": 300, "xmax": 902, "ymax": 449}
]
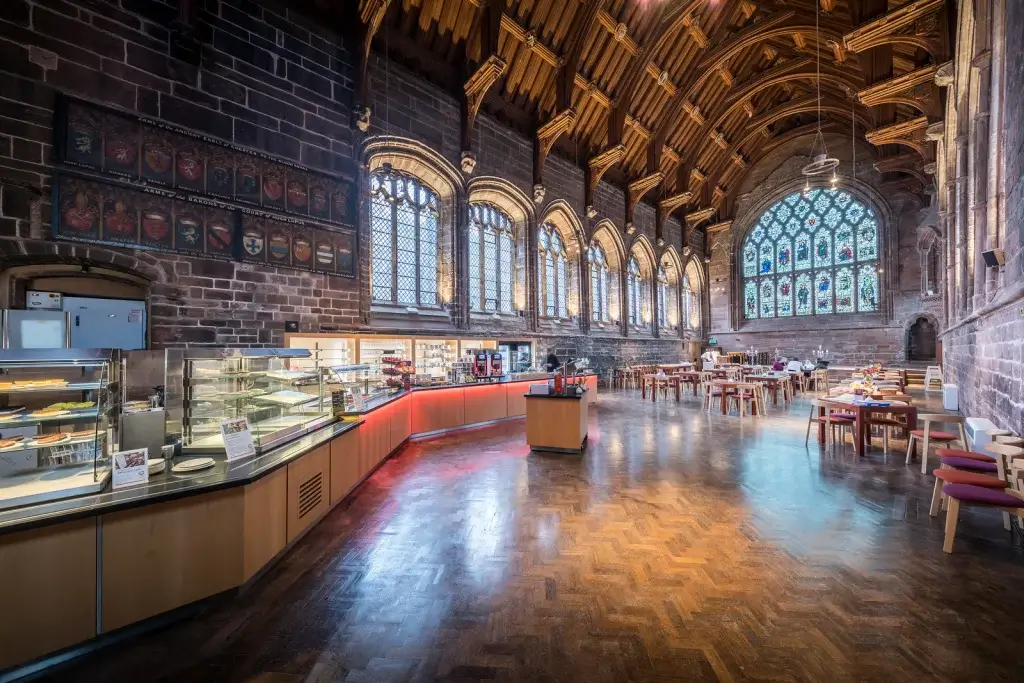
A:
[
  {"xmin": 330, "ymin": 427, "xmax": 362, "ymax": 503},
  {"xmin": 101, "ymin": 489, "xmax": 244, "ymax": 632},
  {"xmin": 0, "ymin": 518, "xmax": 97, "ymax": 670},
  {"xmin": 287, "ymin": 443, "xmax": 331, "ymax": 543},
  {"xmin": 243, "ymin": 468, "xmax": 287, "ymax": 582}
]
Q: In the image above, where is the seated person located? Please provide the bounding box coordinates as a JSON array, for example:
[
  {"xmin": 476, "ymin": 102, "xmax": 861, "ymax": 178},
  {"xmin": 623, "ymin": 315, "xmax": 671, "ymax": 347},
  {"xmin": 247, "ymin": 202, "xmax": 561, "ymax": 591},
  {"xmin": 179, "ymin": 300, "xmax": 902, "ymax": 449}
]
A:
[
  {"xmin": 771, "ymin": 358, "xmax": 786, "ymax": 372},
  {"xmin": 786, "ymin": 359, "xmax": 803, "ymax": 372}
]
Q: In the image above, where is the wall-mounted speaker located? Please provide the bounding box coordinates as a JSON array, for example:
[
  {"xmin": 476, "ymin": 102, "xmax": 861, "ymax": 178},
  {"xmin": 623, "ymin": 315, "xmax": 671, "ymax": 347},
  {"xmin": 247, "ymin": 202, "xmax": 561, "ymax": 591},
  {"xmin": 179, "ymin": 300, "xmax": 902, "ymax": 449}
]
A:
[{"xmin": 982, "ymin": 249, "xmax": 1005, "ymax": 267}]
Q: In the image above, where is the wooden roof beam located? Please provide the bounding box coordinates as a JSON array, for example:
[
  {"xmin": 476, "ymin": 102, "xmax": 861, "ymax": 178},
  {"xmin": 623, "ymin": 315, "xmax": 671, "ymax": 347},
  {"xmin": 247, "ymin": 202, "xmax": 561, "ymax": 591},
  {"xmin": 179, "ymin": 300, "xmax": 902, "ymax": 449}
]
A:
[
  {"xmin": 856, "ymin": 65, "xmax": 940, "ymax": 117},
  {"xmin": 627, "ymin": 172, "xmax": 665, "ymax": 232},
  {"xmin": 686, "ymin": 207, "xmax": 717, "ymax": 228},
  {"xmin": 864, "ymin": 116, "xmax": 930, "ymax": 157},
  {"xmin": 533, "ymin": 108, "xmax": 577, "ymax": 200},
  {"xmin": 351, "ymin": 0, "xmax": 392, "ymax": 130},
  {"xmin": 585, "ymin": 145, "xmax": 626, "ymax": 217},
  {"xmin": 843, "ymin": 0, "xmax": 945, "ymax": 54},
  {"xmin": 461, "ymin": 0, "xmax": 506, "ymax": 173},
  {"xmin": 556, "ymin": 0, "xmax": 602, "ymax": 111}
]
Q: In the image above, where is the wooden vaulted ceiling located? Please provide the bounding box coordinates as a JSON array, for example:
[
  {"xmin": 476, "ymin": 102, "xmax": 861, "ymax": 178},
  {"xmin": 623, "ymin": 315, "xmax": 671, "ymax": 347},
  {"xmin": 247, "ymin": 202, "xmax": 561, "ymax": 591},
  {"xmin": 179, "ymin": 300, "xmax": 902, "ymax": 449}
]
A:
[{"xmin": 349, "ymin": 0, "xmax": 949, "ymax": 230}]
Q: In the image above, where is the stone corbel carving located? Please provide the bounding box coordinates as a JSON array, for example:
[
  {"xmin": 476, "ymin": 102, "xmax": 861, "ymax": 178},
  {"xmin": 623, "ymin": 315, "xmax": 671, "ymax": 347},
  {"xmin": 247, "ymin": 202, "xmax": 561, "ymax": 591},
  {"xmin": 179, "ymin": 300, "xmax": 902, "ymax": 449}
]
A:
[
  {"xmin": 354, "ymin": 106, "xmax": 372, "ymax": 133},
  {"xmin": 625, "ymin": 222, "xmax": 636, "ymax": 235},
  {"xmin": 586, "ymin": 205, "xmax": 597, "ymax": 219},
  {"xmin": 460, "ymin": 151, "xmax": 477, "ymax": 175},
  {"xmin": 934, "ymin": 61, "xmax": 954, "ymax": 88},
  {"xmin": 533, "ymin": 184, "xmax": 545, "ymax": 205}
]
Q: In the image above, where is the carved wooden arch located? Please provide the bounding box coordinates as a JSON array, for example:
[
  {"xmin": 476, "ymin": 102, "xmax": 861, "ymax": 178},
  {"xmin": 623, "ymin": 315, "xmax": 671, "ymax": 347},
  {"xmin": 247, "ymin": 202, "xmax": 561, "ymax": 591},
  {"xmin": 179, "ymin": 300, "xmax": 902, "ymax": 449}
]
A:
[
  {"xmin": 651, "ymin": 11, "xmax": 848, "ymax": 150},
  {"xmin": 746, "ymin": 99, "xmax": 873, "ymax": 135},
  {"xmin": 677, "ymin": 62, "xmax": 863, "ymax": 193},
  {"xmin": 609, "ymin": 0, "xmax": 707, "ymax": 145},
  {"xmin": 853, "ymin": 34, "xmax": 943, "ymax": 59},
  {"xmin": 590, "ymin": 219, "xmax": 627, "ymax": 271},
  {"xmin": 538, "ymin": 198, "xmax": 586, "ymax": 259}
]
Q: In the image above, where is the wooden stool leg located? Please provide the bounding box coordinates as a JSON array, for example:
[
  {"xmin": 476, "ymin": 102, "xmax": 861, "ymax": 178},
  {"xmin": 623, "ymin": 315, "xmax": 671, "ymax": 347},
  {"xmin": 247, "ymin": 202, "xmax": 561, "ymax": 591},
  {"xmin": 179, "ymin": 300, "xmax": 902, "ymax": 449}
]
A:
[
  {"xmin": 929, "ymin": 477, "xmax": 943, "ymax": 517},
  {"xmin": 942, "ymin": 497, "xmax": 960, "ymax": 553},
  {"xmin": 905, "ymin": 434, "xmax": 916, "ymax": 465},
  {"xmin": 921, "ymin": 434, "xmax": 931, "ymax": 474}
]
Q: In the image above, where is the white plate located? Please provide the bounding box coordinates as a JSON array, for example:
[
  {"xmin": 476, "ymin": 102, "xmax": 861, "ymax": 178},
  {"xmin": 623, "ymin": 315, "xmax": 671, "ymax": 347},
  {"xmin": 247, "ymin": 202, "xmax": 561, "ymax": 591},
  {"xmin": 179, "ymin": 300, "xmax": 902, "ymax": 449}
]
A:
[
  {"xmin": 147, "ymin": 458, "xmax": 166, "ymax": 474},
  {"xmin": 171, "ymin": 457, "xmax": 215, "ymax": 473}
]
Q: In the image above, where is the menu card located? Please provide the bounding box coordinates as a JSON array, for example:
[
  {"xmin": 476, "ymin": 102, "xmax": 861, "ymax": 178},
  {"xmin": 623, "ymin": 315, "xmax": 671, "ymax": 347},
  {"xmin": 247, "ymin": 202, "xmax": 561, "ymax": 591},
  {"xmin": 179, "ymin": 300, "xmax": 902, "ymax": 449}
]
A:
[
  {"xmin": 112, "ymin": 447, "xmax": 149, "ymax": 489},
  {"xmin": 221, "ymin": 417, "xmax": 256, "ymax": 462}
]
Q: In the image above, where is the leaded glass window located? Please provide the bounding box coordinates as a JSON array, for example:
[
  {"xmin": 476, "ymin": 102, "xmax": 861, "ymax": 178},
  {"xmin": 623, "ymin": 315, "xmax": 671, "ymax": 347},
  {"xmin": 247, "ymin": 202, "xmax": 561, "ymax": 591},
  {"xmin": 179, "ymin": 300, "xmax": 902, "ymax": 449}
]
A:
[
  {"xmin": 588, "ymin": 243, "xmax": 614, "ymax": 323},
  {"xmin": 657, "ymin": 266, "xmax": 670, "ymax": 329},
  {"xmin": 538, "ymin": 224, "xmax": 570, "ymax": 318},
  {"xmin": 627, "ymin": 256, "xmax": 647, "ymax": 328},
  {"xmin": 370, "ymin": 169, "xmax": 439, "ymax": 306},
  {"xmin": 468, "ymin": 203, "xmax": 514, "ymax": 313},
  {"xmin": 741, "ymin": 189, "xmax": 879, "ymax": 319},
  {"xmin": 683, "ymin": 264, "xmax": 701, "ymax": 331}
]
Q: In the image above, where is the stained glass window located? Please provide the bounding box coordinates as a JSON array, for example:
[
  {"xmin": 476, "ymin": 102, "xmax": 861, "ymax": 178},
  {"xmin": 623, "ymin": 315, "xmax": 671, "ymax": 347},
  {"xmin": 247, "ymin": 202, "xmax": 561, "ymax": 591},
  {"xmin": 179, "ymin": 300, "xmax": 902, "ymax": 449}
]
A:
[
  {"xmin": 627, "ymin": 256, "xmax": 647, "ymax": 328},
  {"xmin": 468, "ymin": 203, "xmax": 515, "ymax": 313},
  {"xmin": 588, "ymin": 243, "xmax": 615, "ymax": 323},
  {"xmin": 741, "ymin": 189, "xmax": 880, "ymax": 319},
  {"xmin": 538, "ymin": 223, "xmax": 570, "ymax": 319}
]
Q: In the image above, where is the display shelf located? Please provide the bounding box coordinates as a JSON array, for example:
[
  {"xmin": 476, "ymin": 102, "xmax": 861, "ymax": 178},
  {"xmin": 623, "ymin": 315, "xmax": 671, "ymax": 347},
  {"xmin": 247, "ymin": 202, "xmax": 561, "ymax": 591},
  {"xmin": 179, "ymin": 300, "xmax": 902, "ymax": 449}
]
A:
[
  {"xmin": 250, "ymin": 391, "xmax": 320, "ymax": 407},
  {"xmin": 0, "ymin": 409, "xmax": 101, "ymax": 428},
  {"xmin": 0, "ymin": 434, "xmax": 104, "ymax": 456},
  {"xmin": 0, "ymin": 382, "xmax": 106, "ymax": 394}
]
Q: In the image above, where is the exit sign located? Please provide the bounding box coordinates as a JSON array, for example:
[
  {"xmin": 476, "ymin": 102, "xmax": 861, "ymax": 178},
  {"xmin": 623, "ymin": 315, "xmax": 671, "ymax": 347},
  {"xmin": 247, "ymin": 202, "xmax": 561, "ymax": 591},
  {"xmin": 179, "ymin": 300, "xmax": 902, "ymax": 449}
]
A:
[{"xmin": 708, "ymin": 337, "xmax": 718, "ymax": 345}]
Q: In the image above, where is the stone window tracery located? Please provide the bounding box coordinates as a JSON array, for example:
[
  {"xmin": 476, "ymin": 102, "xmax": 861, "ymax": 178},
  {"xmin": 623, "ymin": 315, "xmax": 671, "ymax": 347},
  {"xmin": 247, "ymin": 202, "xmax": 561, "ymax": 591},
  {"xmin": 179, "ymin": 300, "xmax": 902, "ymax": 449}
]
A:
[{"xmin": 741, "ymin": 188, "xmax": 880, "ymax": 319}]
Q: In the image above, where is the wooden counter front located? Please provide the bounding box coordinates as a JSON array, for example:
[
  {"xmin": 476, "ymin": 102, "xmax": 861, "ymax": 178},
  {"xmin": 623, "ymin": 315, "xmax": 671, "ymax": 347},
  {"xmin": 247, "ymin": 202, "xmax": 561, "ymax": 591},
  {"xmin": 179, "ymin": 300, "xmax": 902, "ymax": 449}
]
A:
[
  {"xmin": 525, "ymin": 391, "xmax": 589, "ymax": 453},
  {"xmin": 463, "ymin": 383, "xmax": 508, "ymax": 425},
  {"xmin": 0, "ymin": 518, "xmax": 97, "ymax": 670}
]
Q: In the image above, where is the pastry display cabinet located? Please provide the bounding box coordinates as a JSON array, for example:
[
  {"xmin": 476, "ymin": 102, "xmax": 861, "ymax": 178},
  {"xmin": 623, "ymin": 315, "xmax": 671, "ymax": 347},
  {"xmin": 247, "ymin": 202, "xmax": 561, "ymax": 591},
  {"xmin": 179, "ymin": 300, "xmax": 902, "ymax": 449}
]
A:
[
  {"xmin": 167, "ymin": 348, "xmax": 333, "ymax": 456},
  {"xmin": 0, "ymin": 349, "xmax": 118, "ymax": 510}
]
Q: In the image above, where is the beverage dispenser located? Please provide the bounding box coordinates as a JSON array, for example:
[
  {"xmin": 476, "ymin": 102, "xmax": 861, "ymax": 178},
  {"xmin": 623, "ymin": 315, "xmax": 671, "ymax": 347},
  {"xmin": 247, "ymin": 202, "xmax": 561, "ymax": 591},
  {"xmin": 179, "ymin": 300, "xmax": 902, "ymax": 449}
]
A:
[{"xmin": 489, "ymin": 352, "xmax": 503, "ymax": 377}]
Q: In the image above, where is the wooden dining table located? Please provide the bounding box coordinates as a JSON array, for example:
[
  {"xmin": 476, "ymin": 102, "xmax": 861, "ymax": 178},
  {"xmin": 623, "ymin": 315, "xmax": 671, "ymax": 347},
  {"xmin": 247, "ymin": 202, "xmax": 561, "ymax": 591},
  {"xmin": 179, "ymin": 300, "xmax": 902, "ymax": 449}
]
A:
[
  {"xmin": 820, "ymin": 397, "xmax": 918, "ymax": 456},
  {"xmin": 711, "ymin": 380, "xmax": 762, "ymax": 415},
  {"xmin": 641, "ymin": 374, "xmax": 681, "ymax": 402},
  {"xmin": 676, "ymin": 371, "xmax": 702, "ymax": 396},
  {"xmin": 745, "ymin": 374, "xmax": 788, "ymax": 405}
]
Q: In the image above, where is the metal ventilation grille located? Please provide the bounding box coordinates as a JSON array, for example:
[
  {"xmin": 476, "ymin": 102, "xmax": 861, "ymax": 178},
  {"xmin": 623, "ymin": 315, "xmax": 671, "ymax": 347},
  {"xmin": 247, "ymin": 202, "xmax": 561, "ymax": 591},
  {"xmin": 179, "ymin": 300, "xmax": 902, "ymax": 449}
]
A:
[{"xmin": 298, "ymin": 472, "xmax": 323, "ymax": 520}]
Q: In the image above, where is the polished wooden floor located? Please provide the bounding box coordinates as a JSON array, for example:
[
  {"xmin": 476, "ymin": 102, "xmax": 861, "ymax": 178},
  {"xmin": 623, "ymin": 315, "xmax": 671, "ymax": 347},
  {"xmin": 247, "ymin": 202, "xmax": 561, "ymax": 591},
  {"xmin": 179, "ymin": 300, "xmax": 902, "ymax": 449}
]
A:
[{"xmin": 36, "ymin": 390, "xmax": 1024, "ymax": 682}]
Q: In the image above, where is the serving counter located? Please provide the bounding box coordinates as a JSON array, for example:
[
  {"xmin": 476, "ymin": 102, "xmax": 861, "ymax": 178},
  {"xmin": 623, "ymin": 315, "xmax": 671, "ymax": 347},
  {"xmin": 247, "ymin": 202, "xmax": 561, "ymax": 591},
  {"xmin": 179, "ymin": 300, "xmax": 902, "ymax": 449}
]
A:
[
  {"xmin": 525, "ymin": 390, "xmax": 589, "ymax": 453},
  {"xmin": 0, "ymin": 372, "xmax": 597, "ymax": 676}
]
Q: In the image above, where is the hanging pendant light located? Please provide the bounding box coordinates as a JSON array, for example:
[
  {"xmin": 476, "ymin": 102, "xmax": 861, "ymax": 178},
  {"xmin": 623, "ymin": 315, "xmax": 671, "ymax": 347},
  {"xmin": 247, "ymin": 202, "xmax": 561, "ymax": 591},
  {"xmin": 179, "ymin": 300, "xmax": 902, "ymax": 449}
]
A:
[{"xmin": 801, "ymin": 0, "xmax": 840, "ymax": 185}]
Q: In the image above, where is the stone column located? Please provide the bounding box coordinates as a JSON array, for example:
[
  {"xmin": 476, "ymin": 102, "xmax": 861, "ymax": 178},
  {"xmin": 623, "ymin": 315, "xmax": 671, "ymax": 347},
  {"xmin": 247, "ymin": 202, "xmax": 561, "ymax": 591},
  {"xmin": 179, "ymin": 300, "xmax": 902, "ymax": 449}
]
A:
[
  {"xmin": 987, "ymin": 0, "xmax": 1006, "ymax": 298},
  {"xmin": 972, "ymin": 49, "xmax": 993, "ymax": 310},
  {"xmin": 954, "ymin": 136, "xmax": 970, "ymax": 318}
]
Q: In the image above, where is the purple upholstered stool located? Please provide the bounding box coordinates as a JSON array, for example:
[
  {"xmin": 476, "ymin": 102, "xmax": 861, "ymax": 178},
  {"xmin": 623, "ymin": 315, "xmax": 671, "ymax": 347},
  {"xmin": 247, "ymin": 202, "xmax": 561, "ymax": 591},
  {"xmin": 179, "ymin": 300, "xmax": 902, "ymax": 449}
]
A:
[
  {"xmin": 939, "ymin": 456, "xmax": 998, "ymax": 473},
  {"xmin": 938, "ymin": 483, "xmax": 1024, "ymax": 553}
]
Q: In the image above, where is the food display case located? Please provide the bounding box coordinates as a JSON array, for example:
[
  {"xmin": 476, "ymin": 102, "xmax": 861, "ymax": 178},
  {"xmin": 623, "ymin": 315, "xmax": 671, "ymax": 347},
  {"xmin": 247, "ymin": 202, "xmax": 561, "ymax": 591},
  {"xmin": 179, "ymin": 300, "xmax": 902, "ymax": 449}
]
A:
[
  {"xmin": 415, "ymin": 339, "xmax": 457, "ymax": 383},
  {"xmin": 0, "ymin": 349, "xmax": 118, "ymax": 510},
  {"xmin": 169, "ymin": 348, "xmax": 333, "ymax": 456}
]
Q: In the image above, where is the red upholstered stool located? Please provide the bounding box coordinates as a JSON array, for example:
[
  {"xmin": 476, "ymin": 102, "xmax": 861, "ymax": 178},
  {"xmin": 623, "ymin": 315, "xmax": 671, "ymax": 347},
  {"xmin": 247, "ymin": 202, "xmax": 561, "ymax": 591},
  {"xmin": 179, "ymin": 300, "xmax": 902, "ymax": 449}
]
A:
[
  {"xmin": 935, "ymin": 448, "xmax": 996, "ymax": 463},
  {"xmin": 929, "ymin": 469, "xmax": 1008, "ymax": 517},
  {"xmin": 905, "ymin": 414, "xmax": 967, "ymax": 474},
  {"xmin": 937, "ymin": 483, "xmax": 1024, "ymax": 553}
]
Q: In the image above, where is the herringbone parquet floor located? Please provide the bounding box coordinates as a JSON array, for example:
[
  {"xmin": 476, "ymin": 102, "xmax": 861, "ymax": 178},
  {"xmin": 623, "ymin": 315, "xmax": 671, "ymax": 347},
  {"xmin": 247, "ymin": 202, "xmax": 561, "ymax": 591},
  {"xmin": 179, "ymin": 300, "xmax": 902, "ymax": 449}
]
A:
[{"xmin": 34, "ymin": 390, "xmax": 1024, "ymax": 682}]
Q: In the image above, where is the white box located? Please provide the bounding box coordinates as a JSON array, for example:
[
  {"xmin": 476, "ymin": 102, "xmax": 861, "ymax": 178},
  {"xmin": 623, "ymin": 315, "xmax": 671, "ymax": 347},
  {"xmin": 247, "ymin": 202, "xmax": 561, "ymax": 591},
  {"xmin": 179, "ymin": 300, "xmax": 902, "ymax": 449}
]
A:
[
  {"xmin": 528, "ymin": 383, "xmax": 550, "ymax": 395},
  {"xmin": 943, "ymin": 384, "xmax": 959, "ymax": 411}
]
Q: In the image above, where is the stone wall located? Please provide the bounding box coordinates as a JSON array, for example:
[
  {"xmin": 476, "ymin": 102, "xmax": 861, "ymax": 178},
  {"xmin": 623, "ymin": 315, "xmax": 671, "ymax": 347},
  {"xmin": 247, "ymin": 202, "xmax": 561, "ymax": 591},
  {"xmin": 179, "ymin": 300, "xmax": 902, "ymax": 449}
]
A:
[
  {"xmin": 941, "ymin": 0, "xmax": 1024, "ymax": 432},
  {"xmin": 0, "ymin": 0, "xmax": 691, "ymax": 362}
]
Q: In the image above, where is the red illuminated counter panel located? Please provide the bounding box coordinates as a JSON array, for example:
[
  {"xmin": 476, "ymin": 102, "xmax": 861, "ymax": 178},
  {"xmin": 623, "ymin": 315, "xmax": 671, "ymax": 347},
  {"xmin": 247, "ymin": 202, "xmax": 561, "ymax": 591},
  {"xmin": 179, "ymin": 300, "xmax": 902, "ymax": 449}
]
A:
[{"xmin": 340, "ymin": 374, "xmax": 597, "ymax": 441}]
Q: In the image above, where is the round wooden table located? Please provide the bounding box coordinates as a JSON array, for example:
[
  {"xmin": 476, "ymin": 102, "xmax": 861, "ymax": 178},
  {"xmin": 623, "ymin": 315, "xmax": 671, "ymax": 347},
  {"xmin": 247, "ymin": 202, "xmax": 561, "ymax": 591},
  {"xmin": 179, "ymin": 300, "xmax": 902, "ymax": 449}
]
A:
[{"xmin": 641, "ymin": 374, "xmax": 681, "ymax": 402}]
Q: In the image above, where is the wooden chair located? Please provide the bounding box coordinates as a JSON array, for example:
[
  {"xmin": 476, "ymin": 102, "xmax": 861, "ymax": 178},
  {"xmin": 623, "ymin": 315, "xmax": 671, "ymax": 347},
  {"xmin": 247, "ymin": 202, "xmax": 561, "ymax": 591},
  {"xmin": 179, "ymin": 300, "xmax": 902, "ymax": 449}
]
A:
[
  {"xmin": 811, "ymin": 369, "xmax": 829, "ymax": 394},
  {"xmin": 701, "ymin": 375, "xmax": 723, "ymax": 412},
  {"xmin": 806, "ymin": 400, "xmax": 852, "ymax": 446},
  {"xmin": 728, "ymin": 382, "xmax": 765, "ymax": 417},
  {"xmin": 906, "ymin": 413, "xmax": 968, "ymax": 474}
]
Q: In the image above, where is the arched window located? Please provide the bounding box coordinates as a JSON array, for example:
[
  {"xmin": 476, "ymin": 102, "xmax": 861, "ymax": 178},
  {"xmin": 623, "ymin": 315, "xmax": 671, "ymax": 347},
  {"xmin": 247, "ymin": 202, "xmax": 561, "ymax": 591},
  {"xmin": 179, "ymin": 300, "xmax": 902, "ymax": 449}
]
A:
[
  {"xmin": 468, "ymin": 203, "xmax": 514, "ymax": 313},
  {"xmin": 627, "ymin": 256, "xmax": 647, "ymax": 328},
  {"xmin": 588, "ymin": 242, "xmax": 612, "ymax": 322},
  {"xmin": 683, "ymin": 261, "xmax": 702, "ymax": 331},
  {"xmin": 370, "ymin": 168, "xmax": 439, "ymax": 306},
  {"xmin": 657, "ymin": 266, "xmax": 670, "ymax": 329},
  {"xmin": 741, "ymin": 188, "xmax": 879, "ymax": 319},
  {"xmin": 538, "ymin": 223, "xmax": 569, "ymax": 319}
]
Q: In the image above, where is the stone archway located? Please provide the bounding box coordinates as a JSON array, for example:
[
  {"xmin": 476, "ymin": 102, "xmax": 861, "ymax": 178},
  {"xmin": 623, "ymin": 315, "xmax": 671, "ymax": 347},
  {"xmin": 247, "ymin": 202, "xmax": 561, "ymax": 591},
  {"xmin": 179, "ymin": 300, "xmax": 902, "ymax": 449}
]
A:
[{"xmin": 907, "ymin": 316, "xmax": 938, "ymax": 362}]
